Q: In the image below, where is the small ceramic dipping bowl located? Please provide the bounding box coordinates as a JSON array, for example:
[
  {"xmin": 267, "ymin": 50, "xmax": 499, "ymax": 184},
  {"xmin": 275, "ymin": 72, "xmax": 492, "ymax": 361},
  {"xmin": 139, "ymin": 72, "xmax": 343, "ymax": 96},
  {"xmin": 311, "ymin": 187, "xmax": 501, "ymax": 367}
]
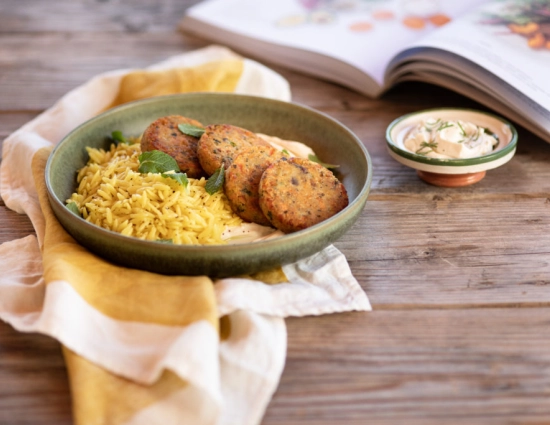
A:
[{"xmin": 385, "ymin": 108, "xmax": 518, "ymax": 187}]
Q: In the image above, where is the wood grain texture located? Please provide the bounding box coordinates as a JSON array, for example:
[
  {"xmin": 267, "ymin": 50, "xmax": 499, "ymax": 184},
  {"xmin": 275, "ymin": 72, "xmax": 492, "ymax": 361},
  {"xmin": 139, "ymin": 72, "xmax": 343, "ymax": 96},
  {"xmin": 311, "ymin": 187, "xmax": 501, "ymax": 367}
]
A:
[
  {"xmin": 2, "ymin": 0, "xmax": 550, "ymax": 424},
  {"xmin": 265, "ymin": 309, "xmax": 550, "ymax": 425},
  {"xmin": 0, "ymin": 32, "xmax": 207, "ymax": 111},
  {"xmin": 0, "ymin": 199, "xmax": 36, "ymax": 242},
  {"xmin": 0, "ymin": 322, "xmax": 72, "ymax": 425}
]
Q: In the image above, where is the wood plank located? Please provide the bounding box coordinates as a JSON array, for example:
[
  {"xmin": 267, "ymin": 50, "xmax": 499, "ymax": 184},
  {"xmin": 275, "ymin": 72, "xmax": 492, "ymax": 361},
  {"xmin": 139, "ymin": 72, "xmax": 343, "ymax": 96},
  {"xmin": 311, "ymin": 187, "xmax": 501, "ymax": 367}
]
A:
[
  {"xmin": 0, "ymin": 32, "xmax": 208, "ymax": 111},
  {"xmin": 0, "ymin": 113, "xmax": 40, "ymax": 161},
  {"xmin": 264, "ymin": 309, "xmax": 550, "ymax": 425},
  {"xmin": 0, "ymin": 201, "xmax": 35, "ymax": 243},
  {"xmin": 0, "ymin": 321, "xmax": 71, "ymax": 425},
  {"xmin": 338, "ymin": 196, "xmax": 550, "ymax": 307},
  {"xmin": 0, "ymin": 0, "xmax": 199, "ymax": 33},
  {"xmin": 0, "ymin": 113, "xmax": 39, "ymax": 136}
]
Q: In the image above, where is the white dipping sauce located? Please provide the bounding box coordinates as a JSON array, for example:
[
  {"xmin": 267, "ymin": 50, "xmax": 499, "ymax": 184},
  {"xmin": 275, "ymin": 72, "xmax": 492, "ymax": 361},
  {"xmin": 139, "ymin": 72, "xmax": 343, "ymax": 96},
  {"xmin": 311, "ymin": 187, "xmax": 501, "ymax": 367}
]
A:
[{"xmin": 404, "ymin": 118, "xmax": 499, "ymax": 159}]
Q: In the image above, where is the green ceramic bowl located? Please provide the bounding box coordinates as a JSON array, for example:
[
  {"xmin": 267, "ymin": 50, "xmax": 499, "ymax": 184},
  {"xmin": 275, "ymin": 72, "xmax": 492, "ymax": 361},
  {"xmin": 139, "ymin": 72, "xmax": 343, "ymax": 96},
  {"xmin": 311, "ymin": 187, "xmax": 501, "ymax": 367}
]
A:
[{"xmin": 45, "ymin": 93, "xmax": 372, "ymax": 277}]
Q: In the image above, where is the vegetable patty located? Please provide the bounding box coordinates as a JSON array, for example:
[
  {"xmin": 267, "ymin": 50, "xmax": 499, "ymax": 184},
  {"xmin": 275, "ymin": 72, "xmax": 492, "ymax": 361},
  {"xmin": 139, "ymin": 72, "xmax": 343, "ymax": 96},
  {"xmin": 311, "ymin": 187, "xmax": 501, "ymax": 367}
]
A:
[
  {"xmin": 141, "ymin": 115, "xmax": 205, "ymax": 178},
  {"xmin": 197, "ymin": 124, "xmax": 271, "ymax": 175},
  {"xmin": 258, "ymin": 157, "xmax": 348, "ymax": 233},
  {"xmin": 224, "ymin": 145, "xmax": 285, "ymax": 226}
]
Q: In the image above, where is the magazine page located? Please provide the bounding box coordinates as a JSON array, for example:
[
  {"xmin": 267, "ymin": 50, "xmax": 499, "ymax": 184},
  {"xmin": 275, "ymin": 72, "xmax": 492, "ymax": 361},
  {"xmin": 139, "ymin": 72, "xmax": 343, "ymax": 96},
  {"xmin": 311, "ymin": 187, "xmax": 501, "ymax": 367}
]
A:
[
  {"xmin": 184, "ymin": 0, "xmax": 485, "ymax": 93},
  {"xmin": 387, "ymin": 0, "xmax": 550, "ymax": 135},
  {"xmin": 388, "ymin": 56, "xmax": 550, "ymax": 141}
]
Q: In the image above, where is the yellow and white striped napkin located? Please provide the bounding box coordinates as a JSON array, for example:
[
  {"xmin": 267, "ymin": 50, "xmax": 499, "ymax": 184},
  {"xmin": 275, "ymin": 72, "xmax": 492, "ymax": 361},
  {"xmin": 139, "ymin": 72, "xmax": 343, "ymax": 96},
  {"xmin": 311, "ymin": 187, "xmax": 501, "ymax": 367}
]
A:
[{"xmin": 0, "ymin": 45, "xmax": 370, "ymax": 425}]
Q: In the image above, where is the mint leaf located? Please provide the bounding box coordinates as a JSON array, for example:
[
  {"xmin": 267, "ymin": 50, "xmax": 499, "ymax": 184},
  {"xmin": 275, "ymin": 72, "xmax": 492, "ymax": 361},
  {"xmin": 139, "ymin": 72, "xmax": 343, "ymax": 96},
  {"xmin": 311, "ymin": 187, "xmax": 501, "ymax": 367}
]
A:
[
  {"xmin": 111, "ymin": 130, "xmax": 128, "ymax": 145},
  {"xmin": 162, "ymin": 172, "xmax": 189, "ymax": 187},
  {"xmin": 308, "ymin": 154, "xmax": 339, "ymax": 169},
  {"xmin": 138, "ymin": 150, "xmax": 180, "ymax": 174},
  {"xmin": 66, "ymin": 201, "xmax": 81, "ymax": 216},
  {"xmin": 178, "ymin": 123, "xmax": 205, "ymax": 138},
  {"xmin": 205, "ymin": 164, "xmax": 224, "ymax": 194}
]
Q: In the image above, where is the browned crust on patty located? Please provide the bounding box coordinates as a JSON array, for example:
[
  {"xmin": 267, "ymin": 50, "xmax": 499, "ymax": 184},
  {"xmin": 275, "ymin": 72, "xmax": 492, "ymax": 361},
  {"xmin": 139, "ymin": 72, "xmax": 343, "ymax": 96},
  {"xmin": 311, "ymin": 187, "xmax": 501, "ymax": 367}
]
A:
[
  {"xmin": 141, "ymin": 115, "xmax": 205, "ymax": 178},
  {"xmin": 197, "ymin": 124, "xmax": 271, "ymax": 176},
  {"xmin": 258, "ymin": 157, "xmax": 349, "ymax": 233},
  {"xmin": 224, "ymin": 145, "xmax": 285, "ymax": 226}
]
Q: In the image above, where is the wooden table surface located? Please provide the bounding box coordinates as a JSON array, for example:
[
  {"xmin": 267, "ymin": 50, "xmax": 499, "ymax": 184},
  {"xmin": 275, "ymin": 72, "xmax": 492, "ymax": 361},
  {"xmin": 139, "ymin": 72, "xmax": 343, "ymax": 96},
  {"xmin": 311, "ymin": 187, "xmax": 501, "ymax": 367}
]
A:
[{"xmin": 2, "ymin": 1, "xmax": 550, "ymax": 424}]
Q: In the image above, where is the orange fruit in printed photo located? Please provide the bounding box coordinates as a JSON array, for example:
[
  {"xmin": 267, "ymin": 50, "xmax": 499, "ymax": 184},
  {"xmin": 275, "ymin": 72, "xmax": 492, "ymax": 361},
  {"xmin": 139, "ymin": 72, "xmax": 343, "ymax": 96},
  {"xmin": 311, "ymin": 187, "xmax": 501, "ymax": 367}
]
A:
[
  {"xmin": 508, "ymin": 22, "xmax": 539, "ymax": 35},
  {"xmin": 402, "ymin": 13, "xmax": 451, "ymax": 30},
  {"xmin": 402, "ymin": 15, "xmax": 426, "ymax": 29},
  {"xmin": 349, "ymin": 21, "xmax": 374, "ymax": 32},
  {"xmin": 372, "ymin": 9, "xmax": 395, "ymax": 20},
  {"xmin": 528, "ymin": 32, "xmax": 545, "ymax": 49},
  {"xmin": 428, "ymin": 13, "xmax": 451, "ymax": 27}
]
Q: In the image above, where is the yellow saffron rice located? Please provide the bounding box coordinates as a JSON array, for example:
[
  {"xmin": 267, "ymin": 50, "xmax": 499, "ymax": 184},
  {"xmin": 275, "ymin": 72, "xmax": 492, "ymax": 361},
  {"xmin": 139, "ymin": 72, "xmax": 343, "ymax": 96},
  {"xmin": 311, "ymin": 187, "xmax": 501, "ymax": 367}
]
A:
[{"xmin": 66, "ymin": 142, "xmax": 242, "ymax": 245}]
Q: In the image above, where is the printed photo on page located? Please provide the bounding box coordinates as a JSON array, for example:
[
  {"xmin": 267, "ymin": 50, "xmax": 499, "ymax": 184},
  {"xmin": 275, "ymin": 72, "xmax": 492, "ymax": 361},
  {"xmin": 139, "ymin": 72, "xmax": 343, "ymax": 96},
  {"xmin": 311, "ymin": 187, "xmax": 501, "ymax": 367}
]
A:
[{"xmin": 185, "ymin": 0, "xmax": 488, "ymax": 86}]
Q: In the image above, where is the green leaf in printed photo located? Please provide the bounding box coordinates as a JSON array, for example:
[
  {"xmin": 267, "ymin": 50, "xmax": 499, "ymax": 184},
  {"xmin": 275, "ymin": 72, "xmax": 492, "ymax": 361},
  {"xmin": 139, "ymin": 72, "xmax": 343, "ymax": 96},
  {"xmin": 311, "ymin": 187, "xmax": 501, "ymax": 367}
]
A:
[{"xmin": 138, "ymin": 150, "xmax": 180, "ymax": 174}]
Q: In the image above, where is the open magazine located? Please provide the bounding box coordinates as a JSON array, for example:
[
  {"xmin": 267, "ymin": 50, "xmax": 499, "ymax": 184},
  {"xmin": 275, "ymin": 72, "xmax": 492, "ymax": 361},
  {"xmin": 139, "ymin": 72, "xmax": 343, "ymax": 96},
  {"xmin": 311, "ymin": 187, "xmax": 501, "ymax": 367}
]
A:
[{"xmin": 181, "ymin": 0, "xmax": 550, "ymax": 143}]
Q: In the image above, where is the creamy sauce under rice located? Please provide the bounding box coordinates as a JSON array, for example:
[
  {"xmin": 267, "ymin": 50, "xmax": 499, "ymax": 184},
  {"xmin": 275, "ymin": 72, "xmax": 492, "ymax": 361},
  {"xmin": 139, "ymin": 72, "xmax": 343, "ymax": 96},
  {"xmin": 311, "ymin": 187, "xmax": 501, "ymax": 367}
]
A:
[{"xmin": 67, "ymin": 142, "xmax": 243, "ymax": 245}]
